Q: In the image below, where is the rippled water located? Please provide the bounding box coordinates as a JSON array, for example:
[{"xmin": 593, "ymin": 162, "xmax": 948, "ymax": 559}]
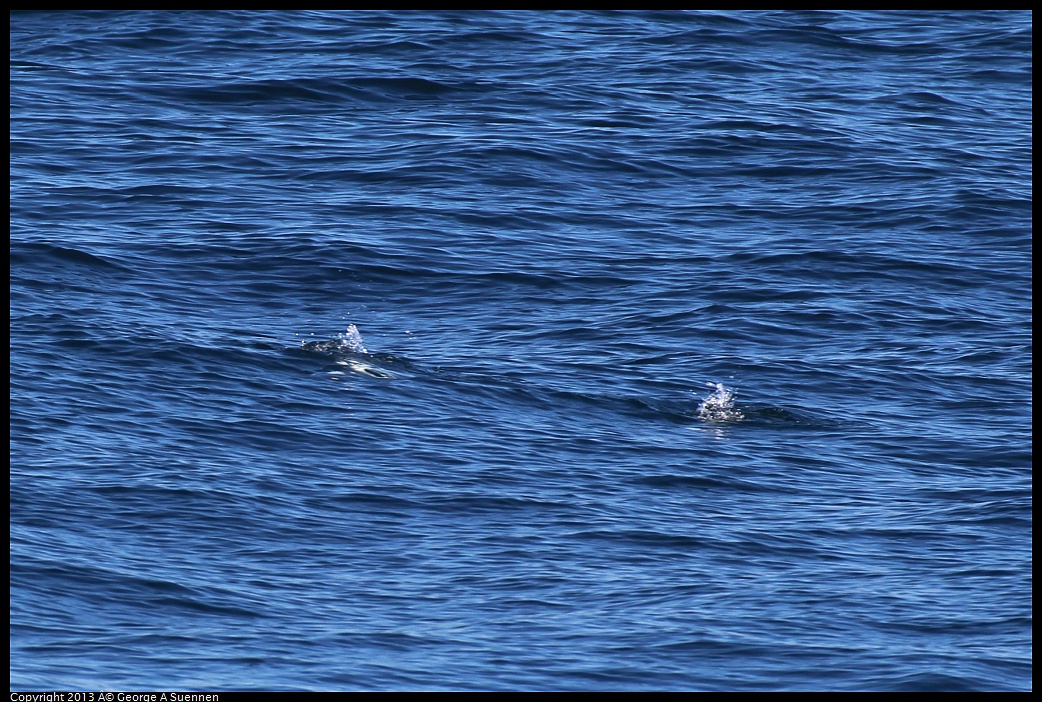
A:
[{"xmin": 10, "ymin": 11, "xmax": 1031, "ymax": 691}]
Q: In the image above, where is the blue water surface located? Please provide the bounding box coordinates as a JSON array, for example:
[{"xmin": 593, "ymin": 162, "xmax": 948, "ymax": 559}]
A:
[{"xmin": 10, "ymin": 10, "xmax": 1031, "ymax": 691}]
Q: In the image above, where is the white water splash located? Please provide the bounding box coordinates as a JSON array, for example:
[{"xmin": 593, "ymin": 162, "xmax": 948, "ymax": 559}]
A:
[
  {"xmin": 340, "ymin": 324, "xmax": 368, "ymax": 354},
  {"xmin": 697, "ymin": 382, "xmax": 744, "ymax": 422},
  {"xmin": 334, "ymin": 325, "xmax": 395, "ymax": 377}
]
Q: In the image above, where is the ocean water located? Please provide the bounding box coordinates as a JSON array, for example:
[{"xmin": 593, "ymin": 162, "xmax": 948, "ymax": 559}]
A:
[{"xmin": 9, "ymin": 10, "xmax": 1031, "ymax": 691}]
